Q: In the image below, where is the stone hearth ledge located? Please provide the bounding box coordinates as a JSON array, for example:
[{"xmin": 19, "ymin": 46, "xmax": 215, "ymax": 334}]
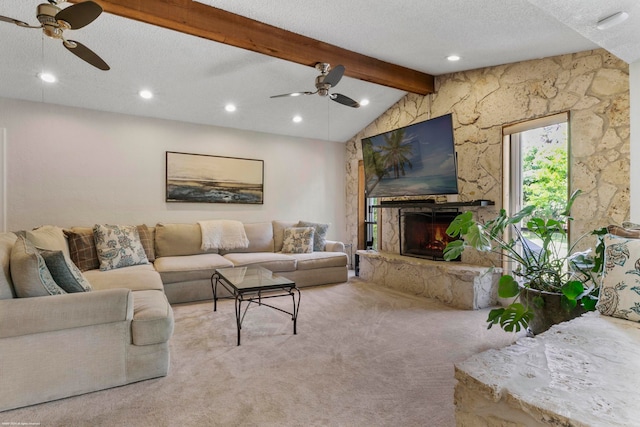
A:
[
  {"xmin": 455, "ymin": 312, "xmax": 640, "ymax": 426},
  {"xmin": 356, "ymin": 250, "xmax": 500, "ymax": 309}
]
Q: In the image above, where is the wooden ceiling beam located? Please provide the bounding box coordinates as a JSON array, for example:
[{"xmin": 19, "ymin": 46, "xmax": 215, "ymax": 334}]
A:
[{"xmin": 86, "ymin": 0, "xmax": 434, "ymax": 95}]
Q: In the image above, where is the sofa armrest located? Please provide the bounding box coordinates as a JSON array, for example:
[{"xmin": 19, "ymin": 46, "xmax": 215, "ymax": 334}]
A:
[
  {"xmin": 0, "ymin": 288, "xmax": 133, "ymax": 339},
  {"xmin": 324, "ymin": 240, "xmax": 345, "ymax": 252}
]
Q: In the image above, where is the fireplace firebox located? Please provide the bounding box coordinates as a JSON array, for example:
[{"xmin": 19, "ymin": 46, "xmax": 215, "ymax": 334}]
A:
[{"xmin": 400, "ymin": 211, "xmax": 460, "ymax": 261}]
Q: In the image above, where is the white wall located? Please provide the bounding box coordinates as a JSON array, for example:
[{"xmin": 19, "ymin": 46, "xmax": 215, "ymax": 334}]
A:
[
  {"xmin": 0, "ymin": 128, "xmax": 5, "ymax": 232},
  {"xmin": 631, "ymin": 59, "xmax": 640, "ymax": 222},
  {"xmin": 0, "ymin": 98, "xmax": 347, "ymax": 241}
]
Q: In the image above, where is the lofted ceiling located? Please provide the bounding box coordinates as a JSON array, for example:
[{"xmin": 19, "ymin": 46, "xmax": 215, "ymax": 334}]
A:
[{"xmin": 0, "ymin": 0, "xmax": 637, "ymax": 142}]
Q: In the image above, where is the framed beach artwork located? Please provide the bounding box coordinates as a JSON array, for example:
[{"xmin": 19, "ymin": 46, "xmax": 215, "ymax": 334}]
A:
[{"xmin": 166, "ymin": 151, "xmax": 264, "ymax": 204}]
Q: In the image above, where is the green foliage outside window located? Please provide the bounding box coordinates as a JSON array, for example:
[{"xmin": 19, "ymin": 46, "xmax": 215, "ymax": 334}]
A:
[{"xmin": 521, "ymin": 124, "xmax": 568, "ymax": 221}]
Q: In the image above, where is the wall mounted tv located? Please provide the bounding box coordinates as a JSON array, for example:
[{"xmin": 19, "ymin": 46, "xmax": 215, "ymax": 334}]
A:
[{"xmin": 361, "ymin": 113, "xmax": 458, "ymax": 198}]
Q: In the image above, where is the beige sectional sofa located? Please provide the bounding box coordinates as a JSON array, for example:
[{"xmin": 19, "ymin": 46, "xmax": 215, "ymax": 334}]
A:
[
  {"xmin": 153, "ymin": 220, "xmax": 348, "ymax": 303},
  {"xmin": 0, "ymin": 231, "xmax": 174, "ymax": 412},
  {"xmin": 0, "ymin": 219, "xmax": 347, "ymax": 412}
]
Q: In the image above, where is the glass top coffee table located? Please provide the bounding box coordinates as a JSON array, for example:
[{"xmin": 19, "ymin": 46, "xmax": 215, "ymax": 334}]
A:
[{"xmin": 211, "ymin": 266, "xmax": 300, "ymax": 346}]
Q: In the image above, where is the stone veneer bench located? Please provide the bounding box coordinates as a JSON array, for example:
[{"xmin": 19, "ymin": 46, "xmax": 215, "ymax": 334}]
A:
[
  {"xmin": 356, "ymin": 250, "xmax": 500, "ymax": 309},
  {"xmin": 454, "ymin": 312, "xmax": 640, "ymax": 426}
]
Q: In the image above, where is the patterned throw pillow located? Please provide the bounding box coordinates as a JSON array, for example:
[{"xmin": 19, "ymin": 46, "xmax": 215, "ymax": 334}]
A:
[
  {"xmin": 93, "ymin": 224, "xmax": 149, "ymax": 271},
  {"xmin": 40, "ymin": 250, "xmax": 92, "ymax": 293},
  {"xmin": 597, "ymin": 234, "xmax": 640, "ymax": 322},
  {"xmin": 10, "ymin": 235, "xmax": 66, "ymax": 297},
  {"xmin": 64, "ymin": 228, "xmax": 100, "ymax": 271},
  {"xmin": 136, "ymin": 224, "xmax": 156, "ymax": 262},
  {"xmin": 281, "ymin": 227, "xmax": 315, "ymax": 254},
  {"xmin": 297, "ymin": 221, "xmax": 329, "ymax": 252}
]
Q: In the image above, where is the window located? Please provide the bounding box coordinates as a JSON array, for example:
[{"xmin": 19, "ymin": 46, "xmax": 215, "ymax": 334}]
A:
[{"xmin": 503, "ymin": 113, "xmax": 569, "ymax": 265}]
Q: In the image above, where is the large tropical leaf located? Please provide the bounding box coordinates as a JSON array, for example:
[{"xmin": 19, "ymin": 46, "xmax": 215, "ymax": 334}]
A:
[
  {"xmin": 497, "ymin": 275, "xmax": 520, "ymax": 298},
  {"xmin": 498, "ymin": 303, "xmax": 533, "ymax": 332},
  {"xmin": 443, "ymin": 240, "xmax": 465, "ymax": 261},
  {"xmin": 486, "ymin": 307, "xmax": 505, "ymax": 329},
  {"xmin": 464, "ymin": 223, "xmax": 492, "ymax": 251},
  {"xmin": 446, "ymin": 211, "xmax": 474, "ymax": 237}
]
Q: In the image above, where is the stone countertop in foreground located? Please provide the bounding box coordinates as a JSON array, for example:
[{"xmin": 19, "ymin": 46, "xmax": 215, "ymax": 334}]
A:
[{"xmin": 454, "ymin": 312, "xmax": 640, "ymax": 426}]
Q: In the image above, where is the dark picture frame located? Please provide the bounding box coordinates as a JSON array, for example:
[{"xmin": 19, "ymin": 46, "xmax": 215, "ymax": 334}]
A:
[{"xmin": 166, "ymin": 151, "xmax": 264, "ymax": 204}]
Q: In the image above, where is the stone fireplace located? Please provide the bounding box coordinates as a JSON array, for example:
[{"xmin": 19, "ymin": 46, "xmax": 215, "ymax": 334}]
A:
[
  {"xmin": 400, "ymin": 211, "xmax": 460, "ymax": 260},
  {"xmin": 355, "ymin": 201, "xmax": 501, "ymax": 310}
]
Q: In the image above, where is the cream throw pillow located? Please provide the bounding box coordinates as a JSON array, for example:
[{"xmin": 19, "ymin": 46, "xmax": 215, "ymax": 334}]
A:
[
  {"xmin": 10, "ymin": 235, "xmax": 66, "ymax": 297},
  {"xmin": 27, "ymin": 225, "xmax": 70, "ymax": 258}
]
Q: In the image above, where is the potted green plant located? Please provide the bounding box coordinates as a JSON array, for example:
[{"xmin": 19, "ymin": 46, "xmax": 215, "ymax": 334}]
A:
[{"xmin": 443, "ymin": 190, "xmax": 606, "ymax": 335}]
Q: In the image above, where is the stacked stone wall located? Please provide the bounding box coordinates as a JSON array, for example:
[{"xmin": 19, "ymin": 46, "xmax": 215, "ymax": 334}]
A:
[{"xmin": 345, "ymin": 49, "xmax": 629, "ymax": 262}]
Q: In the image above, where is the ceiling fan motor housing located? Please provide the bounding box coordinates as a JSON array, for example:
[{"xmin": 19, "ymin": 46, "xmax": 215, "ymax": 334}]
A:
[
  {"xmin": 315, "ymin": 75, "xmax": 331, "ymax": 96},
  {"xmin": 37, "ymin": 3, "xmax": 63, "ymax": 38}
]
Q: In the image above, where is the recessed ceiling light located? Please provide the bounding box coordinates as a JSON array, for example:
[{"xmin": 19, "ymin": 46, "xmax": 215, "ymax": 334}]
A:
[
  {"xmin": 138, "ymin": 89, "xmax": 153, "ymax": 99},
  {"xmin": 447, "ymin": 55, "xmax": 461, "ymax": 62},
  {"xmin": 596, "ymin": 11, "xmax": 629, "ymax": 30},
  {"xmin": 360, "ymin": 99, "xmax": 370, "ymax": 106},
  {"xmin": 225, "ymin": 104, "xmax": 237, "ymax": 112},
  {"xmin": 292, "ymin": 115, "xmax": 302, "ymax": 123},
  {"xmin": 38, "ymin": 72, "xmax": 56, "ymax": 83}
]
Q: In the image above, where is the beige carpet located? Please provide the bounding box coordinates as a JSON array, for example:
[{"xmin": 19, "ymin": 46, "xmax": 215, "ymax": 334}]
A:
[{"xmin": 0, "ymin": 277, "xmax": 518, "ymax": 426}]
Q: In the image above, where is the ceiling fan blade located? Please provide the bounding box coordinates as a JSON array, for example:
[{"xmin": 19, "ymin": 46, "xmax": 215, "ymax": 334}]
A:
[
  {"xmin": 64, "ymin": 40, "xmax": 110, "ymax": 70},
  {"xmin": 270, "ymin": 91, "xmax": 314, "ymax": 98},
  {"xmin": 330, "ymin": 93, "xmax": 360, "ymax": 108},
  {"xmin": 323, "ymin": 65, "xmax": 345, "ymax": 87},
  {"xmin": 0, "ymin": 15, "xmax": 40, "ymax": 28},
  {"xmin": 55, "ymin": 1, "xmax": 102, "ymax": 29}
]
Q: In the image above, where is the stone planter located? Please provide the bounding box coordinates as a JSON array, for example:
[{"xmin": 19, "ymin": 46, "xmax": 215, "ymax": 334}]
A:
[{"xmin": 520, "ymin": 286, "xmax": 586, "ymax": 335}]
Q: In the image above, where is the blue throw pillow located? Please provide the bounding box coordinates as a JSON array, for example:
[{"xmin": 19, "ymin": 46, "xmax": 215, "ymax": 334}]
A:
[
  {"xmin": 297, "ymin": 221, "xmax": 329, "ymax": 251},
  {"xmin": 40, "ymin": 250, "xmax": 92, "ymax": 293}
]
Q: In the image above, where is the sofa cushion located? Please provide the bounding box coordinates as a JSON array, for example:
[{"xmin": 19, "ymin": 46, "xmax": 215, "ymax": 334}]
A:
[
  {"xmin": 284, "ymin": 251, "xmax": 349, "ymax": 270},
  {"xmin": 273, "ymin": 220, "xmax": 297, "ymax": 252},
  {"xmin": 64, "ymin": 227, "xmax": 100, "ymax": 271},
  {"xmin": 220, "ymin": 222, "xmax": 274, "ymax": 254},
  {"xmin": 82, "ymin": 264, "xmax": 163, "ymax": 292},
  {"xmin": 131, "ymin": 290, "xmax": 174, "ymax": 346},
  {"xmin": 26, "ymin": 225, "xmax": 70, "ymax": 258},
  {"xmin": 40, "ymin": 250, "xmax": 92, "ymax": 293},
  {"xmin": 0, "ymin": 232, "xmax": 17, "ymax": 299},
  {"xmin": 297, "ymin": 220, "xmax": 330, "ymax": 251},
  {"xmin": 10, "ymin": 236, "xmax": 66, "ymax": 297},
  {"xmin": 155, "ymin": 223, "xmax": 218, "ymax": 257},
  {"xmin": 153, "ymin": 253, "xmax": 233, "ymax": 284},
  {"xmin": 222, "ymin": 252, "xmax": 296, "ymax": 272},
  {"xmin": 94, "ymin": 224, "xmax": 149, "ymax": 271},
  {"xmin": 281, "ymin": 227, "xmax": 315, "ymax": 254},
  {"xmin": 598, "ymin": 233, "xmax": 640, "ymax": 322}
]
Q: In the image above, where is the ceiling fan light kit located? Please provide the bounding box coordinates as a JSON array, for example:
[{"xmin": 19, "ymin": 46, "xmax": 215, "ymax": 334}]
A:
[
  {"xmin": 271, "ymin": 62, "xmax": 361, "ymax": 108},
  {"xmin": 0, "ymin": 1, "xmax": 110, "ymax": 70}
]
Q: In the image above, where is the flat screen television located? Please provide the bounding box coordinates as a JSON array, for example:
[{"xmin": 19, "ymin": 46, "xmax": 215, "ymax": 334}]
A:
[{"xmin": 361, "ymin": 113, "xmax": 458, "ymax": 198}]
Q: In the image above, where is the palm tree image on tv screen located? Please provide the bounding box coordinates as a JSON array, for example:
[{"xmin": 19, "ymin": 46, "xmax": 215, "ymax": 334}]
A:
[{"xmin": 361, "ymin": 114, "xmax": 459, "ymax": 198}]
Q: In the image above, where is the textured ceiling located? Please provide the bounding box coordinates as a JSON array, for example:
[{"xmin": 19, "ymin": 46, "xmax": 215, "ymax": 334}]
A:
[{"xmin": 0, "ymin": 0, "xmax": 635, "ymax": 142}]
